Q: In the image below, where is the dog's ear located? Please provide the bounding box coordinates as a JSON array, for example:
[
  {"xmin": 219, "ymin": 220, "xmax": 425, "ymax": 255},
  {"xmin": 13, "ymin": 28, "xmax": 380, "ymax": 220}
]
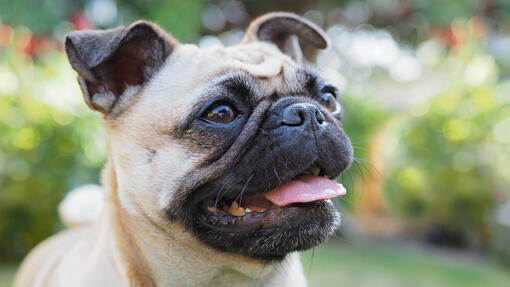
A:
[
  {"xmin": 243, "ymin": 12, "xmax": 330, "ymax": 63},
  {"xmin": 65, "ymin": 21, "xmax": 177, "ymax": 114}
]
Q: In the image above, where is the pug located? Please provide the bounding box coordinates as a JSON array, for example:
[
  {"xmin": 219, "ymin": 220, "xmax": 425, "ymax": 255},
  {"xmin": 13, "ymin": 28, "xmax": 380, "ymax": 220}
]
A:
[{"xmin": 14, "ymin": 12, "xmax": 353, "ymax": 287}]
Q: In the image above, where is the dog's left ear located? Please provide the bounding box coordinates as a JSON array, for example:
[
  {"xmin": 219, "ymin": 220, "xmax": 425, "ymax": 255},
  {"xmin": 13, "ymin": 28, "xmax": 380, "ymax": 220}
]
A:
[
  {"xmin": 243, "ymin": 12, "xmax": 330, "ymax": 62},
  {"xmin": 65, "ymin": 21, "xmax": 177, "ymax": 114}
]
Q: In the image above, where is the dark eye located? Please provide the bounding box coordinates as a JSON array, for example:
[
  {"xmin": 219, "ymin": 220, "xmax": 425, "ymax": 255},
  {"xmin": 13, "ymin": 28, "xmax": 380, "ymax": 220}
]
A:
[
  {"xmin": 319, "ymin": 92, "xmax": 341, "ymax": 114},
  {"xmin": 202, "ymin": 104, "xmax": 238, "ymax": 124}
]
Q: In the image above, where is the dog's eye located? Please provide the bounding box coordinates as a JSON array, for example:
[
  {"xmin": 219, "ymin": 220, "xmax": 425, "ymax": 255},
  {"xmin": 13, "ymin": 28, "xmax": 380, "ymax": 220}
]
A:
[
  {"xmin": 202, "ymin": 104, "xmax": 238, "ymax": 124},
  {"xmin": 319, "ymin": 92, "xmax": 341, "ymax": 114}
]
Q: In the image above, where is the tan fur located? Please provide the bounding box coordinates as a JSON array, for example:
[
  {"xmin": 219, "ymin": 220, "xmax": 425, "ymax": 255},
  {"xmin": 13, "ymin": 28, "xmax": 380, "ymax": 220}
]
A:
[{"xmin": 14, "ymin": 39, "xmax": 310, "ymax": 287}]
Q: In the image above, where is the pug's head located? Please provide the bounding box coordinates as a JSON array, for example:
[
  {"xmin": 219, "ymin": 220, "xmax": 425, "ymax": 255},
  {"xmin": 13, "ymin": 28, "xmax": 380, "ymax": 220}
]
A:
[{"xmin": 65, "ymin": 12, "xmax": 353, "ymax": 261}]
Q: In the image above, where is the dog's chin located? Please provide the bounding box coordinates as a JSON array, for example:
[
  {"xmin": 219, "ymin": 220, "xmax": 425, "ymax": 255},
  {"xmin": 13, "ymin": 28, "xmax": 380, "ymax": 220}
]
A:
[
  {"xmin": 181, "ymin": 168, "xmax": 341, "ymax": 261},
  {"xmin": 193, "ymin": 199, "xmax": 339, "ymax": 261}
]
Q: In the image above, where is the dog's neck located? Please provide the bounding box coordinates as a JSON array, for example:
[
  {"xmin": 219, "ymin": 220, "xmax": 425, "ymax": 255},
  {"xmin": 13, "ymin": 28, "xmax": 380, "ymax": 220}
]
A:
[{"xmin": 102, "ymin": 155, "xmax": 302, "ymax": 286}]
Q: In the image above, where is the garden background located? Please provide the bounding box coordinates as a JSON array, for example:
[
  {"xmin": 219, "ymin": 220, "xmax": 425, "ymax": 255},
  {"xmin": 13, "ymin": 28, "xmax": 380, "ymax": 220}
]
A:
[{"xmin": 1, "ymin": 0, "xmax": 510, "ymax": 286}]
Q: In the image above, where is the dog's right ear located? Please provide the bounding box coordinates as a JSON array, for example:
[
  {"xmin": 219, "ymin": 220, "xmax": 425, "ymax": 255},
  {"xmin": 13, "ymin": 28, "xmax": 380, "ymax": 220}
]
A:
[
  {"xmin": 243, "ymin": 12, "xmax": 329, "ymax": 63},
  {"xmin": 65, "ymin": 21, "xmax": 177, "ymax": 114}
]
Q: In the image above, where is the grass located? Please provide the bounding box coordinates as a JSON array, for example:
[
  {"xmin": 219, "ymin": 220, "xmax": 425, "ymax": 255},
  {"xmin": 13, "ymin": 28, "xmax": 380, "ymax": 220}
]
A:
[
  {"xmin": 301, "ymin": 240, "xmax": 510, "ymax": 287},
  {"xmin": 1, "ymin": 240, "xmax": 509, "ymax": 287}
]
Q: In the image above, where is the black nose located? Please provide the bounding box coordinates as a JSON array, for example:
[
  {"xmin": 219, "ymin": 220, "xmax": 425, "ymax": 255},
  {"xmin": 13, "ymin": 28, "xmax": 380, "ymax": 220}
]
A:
[{"xmin": 281, "ymin": 103, "xmax": 325, "ymax": 127}]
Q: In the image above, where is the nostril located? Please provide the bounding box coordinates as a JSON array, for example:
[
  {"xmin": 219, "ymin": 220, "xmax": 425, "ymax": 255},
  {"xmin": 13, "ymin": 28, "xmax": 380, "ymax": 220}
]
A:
[
  {"xmin": 297, "ymin": 110, "xmax": 306, "ymax": 125},
  {"xmin": 316, "ymin": 109, "xmax": 325, "ymax": 124}
]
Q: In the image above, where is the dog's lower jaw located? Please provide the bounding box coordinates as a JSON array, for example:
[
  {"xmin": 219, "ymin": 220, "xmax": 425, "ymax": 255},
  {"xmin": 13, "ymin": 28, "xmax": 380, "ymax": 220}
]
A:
[{"xmin": 111, "ymin": 206, "xmax": 307, "ymax": 287}]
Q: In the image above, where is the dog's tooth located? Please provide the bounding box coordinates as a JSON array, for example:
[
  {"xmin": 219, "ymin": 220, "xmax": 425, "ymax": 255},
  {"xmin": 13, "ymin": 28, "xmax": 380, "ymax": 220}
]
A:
[
  {"xmin": 228, "ymin": 201, "xmax": 245, "ymax": 216},
  {"xmin": 230, "ymin": 207, "xmax": 245, "ymax": 216},
  {"xmin": 244, "ymin": 208, "xmax": 252, "ymax": 213}
]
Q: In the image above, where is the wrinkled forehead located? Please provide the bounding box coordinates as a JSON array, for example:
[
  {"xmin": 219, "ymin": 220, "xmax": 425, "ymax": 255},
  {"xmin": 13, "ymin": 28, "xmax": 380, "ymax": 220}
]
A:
[
  {"xmin": 127, "ymin": 42, "xmax": 317, "ymax": 130},
  {"xmin": 200, "ymin": 42, "xmax": 318, "ymax": 100},
  {"xmin": 203, "ymin": 41, "xmax": 296, "ymax": 78},
  {"xmin": 150, "ymin": 41, "xmax": 311, "ymax": 92}
]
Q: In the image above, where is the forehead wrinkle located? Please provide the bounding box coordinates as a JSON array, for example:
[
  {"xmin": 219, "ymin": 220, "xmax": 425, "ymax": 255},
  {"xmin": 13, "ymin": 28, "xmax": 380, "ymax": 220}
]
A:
[
  {"xmin": 206, "ymin": 71, "xmax": 274, "ymax": 104},
  {"xmin": 224, "ymin": 42, "xmax": 291, "ymax": 78},
  {"xmin": 215, "ymin": 72, "xmax": 257, "ymax": 93},
  {"xmin": 204, "ymin": 66, "xmax": 322, "ymax": 105},
  {"xmin": 200, "ymin": 43, "xmax": 286, "ymax": 79}
]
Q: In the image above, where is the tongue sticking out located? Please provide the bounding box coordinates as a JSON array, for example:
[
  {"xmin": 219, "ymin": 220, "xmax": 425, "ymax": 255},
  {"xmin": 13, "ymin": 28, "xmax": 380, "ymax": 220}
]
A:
[
  {"xmin": 264, "ymin": 175, "xmax": 346, "ymax": 207},
  {"xmin": 236, "ymin": 175, "xmax": 346, "ymax": 213}
]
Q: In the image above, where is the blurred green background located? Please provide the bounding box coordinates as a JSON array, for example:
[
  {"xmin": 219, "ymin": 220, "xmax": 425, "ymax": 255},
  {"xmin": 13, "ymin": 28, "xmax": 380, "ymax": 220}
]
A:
[{"xmin": 1, "ymin": 0, "xmax": 510, "ymax": 286}]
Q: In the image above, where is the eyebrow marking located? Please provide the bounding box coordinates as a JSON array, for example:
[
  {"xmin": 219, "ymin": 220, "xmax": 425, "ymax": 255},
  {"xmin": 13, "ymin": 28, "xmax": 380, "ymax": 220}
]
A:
[
  {"xmin": 302, "ymin": 69, "xmax": 319, "ymax": 94},
  {"xmin": 321, "ymin": 84, "xmax": 338, "ymax": 95},
  {"xmin": 287, "ymin": 67, "xmax": 319, "ymax": 97},
  {"xmin": 218, "ymin": 72, "xmax": 257, "ymax": 103},
  {"xmin": 297, "ymin": 68, "xmax": 342, "ymax": 99}
]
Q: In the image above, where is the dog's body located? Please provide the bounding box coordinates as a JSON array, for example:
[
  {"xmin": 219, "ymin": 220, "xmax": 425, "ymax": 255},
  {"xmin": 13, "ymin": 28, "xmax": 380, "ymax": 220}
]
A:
[
  {"xmin": 14, "ymin": 12, "xmax": 352, "ymax": 287},
  {"xmin": 15, "ymin": 163, "xmax": 306, "ymax": 287}
]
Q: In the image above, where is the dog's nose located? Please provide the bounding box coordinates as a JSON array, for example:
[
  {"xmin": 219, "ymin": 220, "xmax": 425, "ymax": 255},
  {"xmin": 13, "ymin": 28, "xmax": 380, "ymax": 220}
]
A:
[{"xmin": 281, "ymin": 103, "xmax": 325, "ymax": 127}]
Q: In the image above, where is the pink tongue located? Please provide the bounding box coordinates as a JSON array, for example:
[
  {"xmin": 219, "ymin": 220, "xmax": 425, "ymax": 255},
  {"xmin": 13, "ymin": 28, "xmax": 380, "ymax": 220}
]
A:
[{"xmin": 265, "ymin": 175, "xmax": 346, "ymax": 206}]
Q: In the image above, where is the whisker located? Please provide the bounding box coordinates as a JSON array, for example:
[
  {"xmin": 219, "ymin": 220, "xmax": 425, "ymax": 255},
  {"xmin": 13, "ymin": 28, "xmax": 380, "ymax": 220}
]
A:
[
  {"xmin": 353, "ymin": 157, "xmax": 380, "ymax": 177},
  {"xmin": 353, "ymin": 146, "xmax": 369, "ymax": 153},
  {"xmin": 236, "ymin": 174, "xmax": 254, "ymax": 204},
  {"xmin": 214, "ymin": 174, "xmax": 241, "ymax": 216},
  {"xmin": 273, "ymin": 167, "xmax": 282, "ymax": 186}
]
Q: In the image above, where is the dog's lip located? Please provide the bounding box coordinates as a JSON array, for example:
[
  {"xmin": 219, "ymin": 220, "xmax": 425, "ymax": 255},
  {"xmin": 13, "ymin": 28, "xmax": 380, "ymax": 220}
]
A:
[
  {"xmin": 200, "ymin": 175, "xmax": 343, "ymax": 221},
  {"xmin": 200, "ymin": 199, "xmax": 332, "ymax": 232}
]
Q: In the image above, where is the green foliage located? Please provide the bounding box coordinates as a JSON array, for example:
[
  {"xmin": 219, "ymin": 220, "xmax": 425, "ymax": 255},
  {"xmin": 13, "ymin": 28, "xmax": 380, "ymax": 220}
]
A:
[
  {"xmin": 382, "ymin": 35, "xmax": 509, "ymax": 242},
  {"xmin": 337, "ymin": 94, "xmax": 388, "ymax": 207},
  {"xmin": 0, "ymin": 37, "xmax": 105, "ymax": 261},
  {"xmin": 342, "ymin": 94, "xmax": 388, "ymax": 147},
  {"xmin": 0, "ymin": 0, "xmax": 204, "ymax": 41},
  {"xmin": 117, "ymin": 0, "xmax": 204, "ymax": 42},
  {"xmin": 0, "ymin": 0, "xmax": 85, "ymax": 34},
  {"xmin": 410, "ymin": 0, "xmax": 475, "ymax": 26}
]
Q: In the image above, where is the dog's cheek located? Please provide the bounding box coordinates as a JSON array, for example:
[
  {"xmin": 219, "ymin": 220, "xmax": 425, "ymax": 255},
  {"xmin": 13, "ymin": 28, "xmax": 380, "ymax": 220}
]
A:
[
  {"xmin": 151, "ymin": 145, "xmax": 207, "ymax": 211},
  {"xmin": 111, "ymin": 146, "xmax": 158, "ymax": 217},
  {"xmin": 109, "ymin": 132, "xmax": 204, "ymax": 216}
]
